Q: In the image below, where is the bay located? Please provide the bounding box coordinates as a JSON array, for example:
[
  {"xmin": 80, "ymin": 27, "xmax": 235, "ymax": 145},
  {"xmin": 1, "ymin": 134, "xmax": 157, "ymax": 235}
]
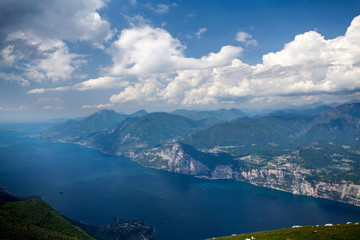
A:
[{"xmin": 0, "ymin": 125, "xmax": 360, "ymax": 240}]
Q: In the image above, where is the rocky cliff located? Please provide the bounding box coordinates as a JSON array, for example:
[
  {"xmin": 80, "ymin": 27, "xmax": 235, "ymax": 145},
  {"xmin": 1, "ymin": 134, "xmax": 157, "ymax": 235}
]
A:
[{"xmin": 130, "ymin": 142, "xmax": 360, "ymax": 207}]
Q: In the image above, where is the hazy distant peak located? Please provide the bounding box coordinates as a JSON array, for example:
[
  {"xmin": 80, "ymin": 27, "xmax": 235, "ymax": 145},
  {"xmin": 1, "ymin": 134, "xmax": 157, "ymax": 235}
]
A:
[{"xmin": 129, "ymin": 109, "xmax": 148, "ymax": 118}]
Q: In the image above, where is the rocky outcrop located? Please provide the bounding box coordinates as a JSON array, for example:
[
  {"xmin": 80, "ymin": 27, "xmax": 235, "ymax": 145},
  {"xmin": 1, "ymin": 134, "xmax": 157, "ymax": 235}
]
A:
[
  {"xmin": 131, "ymin": 143, "xmax": 360, "ymax": 207},
  {"xmin": 233, "ymin": 168, "xmax": 360, "ymax": 207},
  {"xmin": 158, "ymin": 143, "xmax": 210, "ymax": 175},
  {"xmin": 130, "ymin": 143, "xmax": 210, "ymax": 177},
  {"xmin": 211, "ymin": 165, "xmax": 234, "ymax": 179}
]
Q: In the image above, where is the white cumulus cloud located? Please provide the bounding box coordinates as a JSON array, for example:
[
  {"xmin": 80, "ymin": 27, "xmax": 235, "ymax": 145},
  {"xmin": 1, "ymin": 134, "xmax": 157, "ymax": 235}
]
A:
[
  {"xmin": 108, "ymin": 25, "xmax": 242, "ymax": 77},
  {"xmin": 27, "ymin": 15, "xmax": 360, "ymax": 108},
  {"xmin": 236, "ymin": 31, "xmax": 258, "ymax": 46},
  {"xmin": 108, "ymin": 16, "xmax": 360, "ymax": 106},
  {"xmin": 0, "ymin": 0, "xmax": 112, "ymax": 84}
]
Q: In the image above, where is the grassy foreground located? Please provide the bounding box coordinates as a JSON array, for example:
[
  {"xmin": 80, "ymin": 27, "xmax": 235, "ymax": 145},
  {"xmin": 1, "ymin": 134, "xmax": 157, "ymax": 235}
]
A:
[
  {"xmin": 0, "ymin": 199, "xmax": 94, "ymax": 240},
  {"xmin": 208, "ymin": 223, "xmax": 360, "ymax": 240}
]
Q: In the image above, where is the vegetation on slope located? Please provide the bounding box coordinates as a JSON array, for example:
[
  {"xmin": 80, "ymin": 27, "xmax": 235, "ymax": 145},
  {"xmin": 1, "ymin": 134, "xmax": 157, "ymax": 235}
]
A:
[
  {"xmin": 186, "ymin": 103, "xmax": 360, "ymax": 156},
  {"xmin": 0, "ymin": 199, "xmax": 94, "ymax": 240},
  {"xmin": 91, "ymin": 112, "xmax": 204, "ymax": 153},
  {"xmin": 64, "ymin": 216, "xmax": 155, "ymax": 240},
  {"xmin": 209, "ymin": 223, "xmax": 360, "ymax": 240}
]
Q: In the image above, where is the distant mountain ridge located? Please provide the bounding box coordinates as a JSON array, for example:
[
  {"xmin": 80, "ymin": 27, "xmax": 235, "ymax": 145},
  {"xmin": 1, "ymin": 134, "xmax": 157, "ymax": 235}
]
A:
[
  {"xmin": 41, "ymin": 103, "xmax": 360, "ymax": 207},
  {"xmin": 186, "ymin": 103, "xmax": 360, "ymax": 155},
  {"xmin": 41, "ymin": 109, "xmax": 148, "ymax": 142},
  {"xmin": 267, "ymin": 105, "xmax": 332, "ymax": 117},
  {"xmin": 172, "ymin": 108, "xmax": 246, "ymax": 125}
]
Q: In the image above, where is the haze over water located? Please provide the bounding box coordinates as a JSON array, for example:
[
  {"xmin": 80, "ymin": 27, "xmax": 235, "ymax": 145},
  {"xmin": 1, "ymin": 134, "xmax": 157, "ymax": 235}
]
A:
[{"xmin": 1, "ymin": 126, "xmax": 360, "ymax": 240}]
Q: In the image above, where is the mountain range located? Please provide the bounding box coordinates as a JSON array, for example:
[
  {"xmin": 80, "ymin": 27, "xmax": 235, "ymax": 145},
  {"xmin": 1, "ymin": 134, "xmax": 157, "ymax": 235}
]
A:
[{"xmin": 41, "ymin": 103, "xmax": 360, "ymax": 206}]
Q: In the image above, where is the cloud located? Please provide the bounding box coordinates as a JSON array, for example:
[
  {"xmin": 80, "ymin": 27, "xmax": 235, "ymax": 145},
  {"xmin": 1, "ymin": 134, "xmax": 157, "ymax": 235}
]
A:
[
  {"xmin": 76, "ymin": 76, "xmax": 128, "ymax": 91},
  {"xmin": 108, "ymin": 15, "xmax": 360, "ymax": 106},
  {"xmin": 25, "ymin": 14, "xmax": 360, "ymax": 109},
  {"xmin": 0, "ymin": 0, "xmax": 112, "ymax": 83},
  {"xmin": 27, "ymin": 88, "xmax": 47, "ymax": 94},
  {"xmin": 0, "ymin": 0, "xmax": 112, "ymax": 47},
  {"xmin": 129, "ymin": 0, "xmax": 137, "ymax": 6},
  {"xmin": 0, "ymin": 72, "xmax": 29, "ymax": 86},
  {"xmin": 43, "ymin": 105, "xmax": 63, "ymax": 110},
  {"xmin": 33, "ymin": 97, "xmax": 63, "ymax": 105},
  {"xmin": 110, "ymin": 78, "xmax": 164, "ymax": 103},
  {"xmin": 82, "ymin": 103, "xmax": 114, "ymax": 109},
  {"xmin": 195, "ymin": 28, "xmax": 207, "ymax": 39},
  {"xmin": 236, "ymin": 31, "xmax": 258, "ymax": 46},
  {"xmin": 4, "ymin": 35, "xmax": 82, "ymax": 82},
  {"xmin": 125, "ymin": 15, "xmax": 151, "ymax": 27},
  {"xmin": 148, "ymin": 4, "xmax": 170, "ymax": 14},
  {"xmin": 32, "ymin": 97, "xmax": 64, "ymax": 110},
  {"xmin": 28, "ymin": 76, "xmax": 128, "ymax": 94},
  {"xmin": 2, "ymin": 97, "xmax": 65, "ymax": 111},
  {"xmin": 0, "ymin": 45, "xmax": 16, "ymax": 66},
  {"xmin": 108, "ymin": 25, "xmax": 242, "ymax": 76},
  {"xmin": 2, "ymin": 31, "xmax": 84, "ymax": 82}
]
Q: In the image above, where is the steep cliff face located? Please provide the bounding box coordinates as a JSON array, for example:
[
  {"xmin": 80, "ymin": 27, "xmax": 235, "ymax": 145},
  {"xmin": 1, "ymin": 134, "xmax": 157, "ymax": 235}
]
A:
[
  {"xmin": 131, "ymin": 143, "xmax": 211, "ymax": 177},
  {"xmin": 236, "ymin": 168, "xmax": 360, "ymax": 206},
  {"xmin": 158, "ymin": 144, "xmax": 210, "ymax": 175},
  {"xmin": 211, "ymin": 165, "xmax": 234, "ymax": 179},
  {"xmin": 132, "ymin": 143, "xmax": 360, "ymax": 207}
]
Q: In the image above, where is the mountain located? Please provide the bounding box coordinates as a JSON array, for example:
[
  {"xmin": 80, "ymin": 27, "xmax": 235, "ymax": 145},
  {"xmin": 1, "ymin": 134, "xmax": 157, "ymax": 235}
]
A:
[
  {"xmin": 296, "ymin": 103, "xmax": 360, "ymax": 146},
  {"xmin": 41, "ymin": 109, "xmax": 149, "ymax": 142},
  {"xmin": 209, "ymin": 223, "xmax": 360, "ymax": 240},
  {"xmin": 129, "ymin": 103, "xmax": 360, "ymax": 206},
  {"xmin": 41, "ymin": 109, "xmax": 126, "ymax": 141},
  {"xmin": 77, "ymin": 109, "xmax": 126, "ymax": 130},
  {"xmin": 0, "ymin": 198, "xmax": 94, "ymax": 240},
  {"xmin": 184, "ymin": 115, "xmax": 313, "ymax": 156},
  {"xmin": 90, "ymin": 112, "xmax": 205, "ymax": 154},
  {"xmin": 40, "ymin": 103, "xmax": 360, "ymax": 207},
  {"xmin": 268, "ymin": 105, "xmax": 331, "ymax": 117},
  {"xmin": 251, "ymin": 102, "xmax": 331, "ymax": 118},
  {"xmin": 128, "ymin": 109, "xmax": 148, "ymax": 118},
  {"xmin": 172, "ymin": 108, "xmax": 247, "ymax": 124},
  {"xmin": 184, "ymin": 103, "xmax": 360, "ymax": 156}
]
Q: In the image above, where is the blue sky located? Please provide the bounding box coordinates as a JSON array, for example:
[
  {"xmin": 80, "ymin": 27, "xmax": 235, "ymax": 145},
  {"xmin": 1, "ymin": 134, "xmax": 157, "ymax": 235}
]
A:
[{"xmin": 0, "ymin": 0, "xmax": 359, "ymax": 121}]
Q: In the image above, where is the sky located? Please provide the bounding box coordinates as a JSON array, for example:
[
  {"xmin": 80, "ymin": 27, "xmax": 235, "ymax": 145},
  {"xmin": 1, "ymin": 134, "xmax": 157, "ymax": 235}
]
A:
[{"xmin": 0, "ymin": 0, "xmax": 360, "ymax": 121}]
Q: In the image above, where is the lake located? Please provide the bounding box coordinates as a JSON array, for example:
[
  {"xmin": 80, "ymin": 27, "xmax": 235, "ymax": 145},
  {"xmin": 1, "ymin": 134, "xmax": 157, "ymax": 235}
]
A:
[{"xmin": 0, "ymin": 125, "xmax": 360, "ymax": 240}]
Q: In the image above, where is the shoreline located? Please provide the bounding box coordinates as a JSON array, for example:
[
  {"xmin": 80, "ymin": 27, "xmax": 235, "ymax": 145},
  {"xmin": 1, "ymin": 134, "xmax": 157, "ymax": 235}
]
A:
[{"xmin": 40, "ymin": 136, "xmax": 360, "ymax": 208}]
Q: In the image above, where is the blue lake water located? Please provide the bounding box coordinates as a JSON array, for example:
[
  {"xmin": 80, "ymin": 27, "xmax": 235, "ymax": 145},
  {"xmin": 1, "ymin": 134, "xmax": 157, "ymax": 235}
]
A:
[{"xmin": 0, "ymin": 125, "xmax": 360, "ymax": 240}]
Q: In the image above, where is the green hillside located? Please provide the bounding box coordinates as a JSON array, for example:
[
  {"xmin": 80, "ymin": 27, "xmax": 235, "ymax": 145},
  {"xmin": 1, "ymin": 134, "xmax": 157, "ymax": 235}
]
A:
[
  {"xmin": 92, "ymin": 112, "xmax": 204, "ymax": 153},
  {"xmin": 210, "ymin": 223, "xmax": 360, "ymax": 240},
  {"xmin": 0, "ymin": 199, "xmax": 94, "ymax": 240},
  {"xmin": 185, "ymin": 103, "xmax": 360, "ymax": 156},
  {"xmin": 185, "ymin": 115, "xmax": 312, "ymax": 156}
]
